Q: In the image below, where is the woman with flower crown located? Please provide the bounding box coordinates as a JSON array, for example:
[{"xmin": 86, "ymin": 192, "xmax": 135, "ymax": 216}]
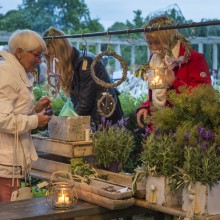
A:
[{"xmin": 136, "ymin": 15, "xmax": 212, "ymax": 128}]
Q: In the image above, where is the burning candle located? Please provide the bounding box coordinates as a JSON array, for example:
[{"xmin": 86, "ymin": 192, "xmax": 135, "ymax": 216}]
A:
[
  {"xmin": 148, "ymin": 68, "xmax": 166, "ymax": 89},
  {"xmin": 58, "ymin": 191, "xmax": 69, "ymax": 204}
]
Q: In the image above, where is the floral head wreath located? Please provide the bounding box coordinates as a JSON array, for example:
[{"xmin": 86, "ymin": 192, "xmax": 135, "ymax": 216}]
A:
[
  {"xmin": 148, "ymin": 17, "xmax": 192, "ymax": 63},
  {"xmin": 149, "ymin": 17, "xmax": 174, "ymax": 29},
  {"xmin": 44, "ymin": 26, "xmax": 55, "ymax": 47}
]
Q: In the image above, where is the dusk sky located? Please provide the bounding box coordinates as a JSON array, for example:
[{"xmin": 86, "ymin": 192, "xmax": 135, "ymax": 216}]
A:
[{"xmin": 0, "ymin": 0, "xmax": 219, "ymax": 29}]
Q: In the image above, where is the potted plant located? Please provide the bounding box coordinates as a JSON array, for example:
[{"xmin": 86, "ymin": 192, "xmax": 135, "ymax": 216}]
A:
[
  {"xmin": 92, "ymin": 117, "xmax": 135, "ymax": 173},
  {"xmin": 171, "ymin": 126, "xmax": 220, "ymax": 216},
  {"xmin": 133, "ymin": 129, "xmax": 184, "ymax": 206},
  {"xmin": 132, "ymin": 85, "xmax": 220, "ymax": 209}
]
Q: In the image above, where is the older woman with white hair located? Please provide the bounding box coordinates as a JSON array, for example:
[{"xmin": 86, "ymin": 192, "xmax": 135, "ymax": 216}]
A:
[{"xmin": 0, "ymin": 29, "xmax": 52, "ymax": 202}]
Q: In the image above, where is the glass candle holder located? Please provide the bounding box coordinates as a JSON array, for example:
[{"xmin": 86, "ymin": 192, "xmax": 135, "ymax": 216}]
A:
[
  {"xmin": 46, "ymin": 172, "xmax": 78, "ymax": 209},
  {"xmin": 52, "ymin": 183, "xmax": 76, "ymax": 209},
  {"xmin": 147, "ymin": 68, "xmax": 167, "ymax": 89}
]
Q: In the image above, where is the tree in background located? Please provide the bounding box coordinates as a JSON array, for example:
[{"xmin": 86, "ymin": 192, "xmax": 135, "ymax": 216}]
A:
[
  {"xmin": 0, "ymin": 0, "xmax": 104, "ymax": 33},
  {"xmin": 1, "ymin": 2, "xmax": 219, "ymax": 70}
]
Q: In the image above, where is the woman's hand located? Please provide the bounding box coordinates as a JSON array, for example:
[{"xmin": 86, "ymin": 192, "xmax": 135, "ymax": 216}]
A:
[
  {"xmin": 137, "ymin": 108, "xmax": 148, "ymax": 128},
  {"xmin": 37, "ymin": 113, "xmax": 51, "ymax": 127},
  {"xmin": 35, "ymin": 96, "xmax": 52, "ymax": 113}
]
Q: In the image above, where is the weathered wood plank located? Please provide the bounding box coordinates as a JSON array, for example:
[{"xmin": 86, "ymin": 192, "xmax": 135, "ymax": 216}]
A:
[
  {"xmin": 135, "ymin": 199, "xmax": 220, "ymax": 220},
  {"xmin": 96, "ymin": 168, "xmax": 146, "ymax": 199},
  {"xmin": 32, "ymin": 135, "xmax": 93, "ymax": 157},
  {"xmin": 30, "ymin": 169, "xmax": 51, "ymax": 180},
  {"xmin": 0, "ymin": 197, "xmax": 147, "ymax": 220},
  {"xmin": 32, "ymin": 158, "xmax": 70, "ymax": 173},
  {"xmin": 0, "ymin": 198, "xmax": 105, "ymax": 220}
]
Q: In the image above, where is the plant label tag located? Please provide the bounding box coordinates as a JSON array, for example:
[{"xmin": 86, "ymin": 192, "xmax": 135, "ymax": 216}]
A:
[
  {"xmin": 82, "ymin": 59, "xmax": 88, "ymax": 70},
  {"xmin": 37, "ymin": 181, "xmax": 49, "ymax": 188},
  {"xmin": 117, "ymin": 187, "xmax": 128, "ymax": 193}
]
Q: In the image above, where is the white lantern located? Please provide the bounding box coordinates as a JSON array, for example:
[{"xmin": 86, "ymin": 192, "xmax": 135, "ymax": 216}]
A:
[{"xmin": 147, "ymin": 67, "xmax": 167, "ymax": 89}]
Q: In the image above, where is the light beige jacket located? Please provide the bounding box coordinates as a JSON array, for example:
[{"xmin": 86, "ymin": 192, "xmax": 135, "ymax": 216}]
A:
[{"xmin": 0, "ymin": 50, "xmax": 38, "ymax": 178}]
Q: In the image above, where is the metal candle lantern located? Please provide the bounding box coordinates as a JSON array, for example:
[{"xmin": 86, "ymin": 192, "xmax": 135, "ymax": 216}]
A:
[
  {"xmin": 147, "ymin": 67, "xmax": 167, "ymax": 89},
  {"xmin": 46, "ymin": 171, "xmax": 78, "ymax": 209}
]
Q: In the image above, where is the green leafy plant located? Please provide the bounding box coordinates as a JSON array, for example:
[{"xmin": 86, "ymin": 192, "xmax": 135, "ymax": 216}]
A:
[
  {"xmin": 119, "ymin": 92, "xmax": 148, "ymax": 172},
  {"xmin": 141, "ymin": 131, "xmax": 184, "ymax": 177},
  {"xmin": 171, "ymin": 126, "xmax": 220, "ymax": 190},
  {"xmin": 93, "ymin": 118, "xmax": 135, "ymax": 170},
  {"xmin": 140, "ymin": 85, "xmax": 220, "ymax": 190},
  {"xmin": 69, "ymin": 157, "xmax": 99, "ymax": 183},
  {"xmin": 152, "ymin": 85, "xmax": 220, "ymax": 133}
]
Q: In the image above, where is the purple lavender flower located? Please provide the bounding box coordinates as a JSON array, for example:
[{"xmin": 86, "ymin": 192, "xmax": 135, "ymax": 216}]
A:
[
  {"xmin": 204, "ymin": 130, "xmax": 213, "ymax": 139},
  {"xmin": 201, "ymin": 141, "xmax": 208, "ymax": 151},
  {"xmin": 185, "ymin": 131, "xmax": 189, "ymax": 140}
]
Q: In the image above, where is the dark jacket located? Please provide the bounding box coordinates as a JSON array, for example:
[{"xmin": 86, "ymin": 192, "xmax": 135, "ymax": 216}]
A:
[{"xmin": 70, "ymin": 47, "xmax": 123, "ymax": 126}]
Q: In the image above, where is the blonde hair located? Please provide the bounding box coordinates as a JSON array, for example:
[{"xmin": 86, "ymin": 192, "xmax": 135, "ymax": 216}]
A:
[
  {"xmin": 8, "ymin": 29, "xmax": 46, "ymax": 54},
  {"xmin": 43, "ymin": 27, "xmax": 73, "ymax": 96},
  {"xmin": 145, "ymin": 15, "xmax": 178, "ymax": 52}
]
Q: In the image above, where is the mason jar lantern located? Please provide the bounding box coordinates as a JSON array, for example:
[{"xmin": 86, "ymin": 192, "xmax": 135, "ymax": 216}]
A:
[
  {"xmin": 46, "ymin": 171, "xmax": 78, "ymax": 209},
  {"xmin": 147, "ymin": 67, "xmax": 167, "ymax": 89}
]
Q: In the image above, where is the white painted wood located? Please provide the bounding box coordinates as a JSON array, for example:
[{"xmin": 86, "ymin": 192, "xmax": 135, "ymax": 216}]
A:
[
  {"xmin": 182, "ymin": 181, "xmax": 220, "ymax": 215},
  {"xmin": 146, "ymin": 176, "xmax": 182, "ymax": 206}
]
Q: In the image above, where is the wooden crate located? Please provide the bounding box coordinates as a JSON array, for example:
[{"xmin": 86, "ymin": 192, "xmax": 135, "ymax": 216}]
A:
[
  {"xmin": 145, "ymin": 176, "xmax": 182, "ymax": 206},
  {"xmin": 95, "ymin": 169, "xmax": 146, "ymax": 199},
  {"xmin": 182, "ymin": 181, "xmax": 220, "ymax": 215},
  {"xmin": 74, "ymin": 178, "xmax": 133, "ymax": 200},
  {"xmin": 33, "ymin": 134, "xmax": 93, "ymax": 157},
  {"xmin": 75, "ymin": 188, "xmax": 135, "ymax": 210},
  {"xmin": 31, "ymin": 135, "xmax": 94, "ymax": 174}
]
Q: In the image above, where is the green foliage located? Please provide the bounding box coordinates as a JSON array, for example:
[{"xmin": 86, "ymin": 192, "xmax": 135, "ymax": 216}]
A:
[
  {"xmin": 33, "ymin": 84, "xmax": 68, "ymax": 116},
  {"xmin": 51, "ymin": 96, "xmax": 68, "ymax": 116},
  {"xmin": 93, "ymin": 121, "xmax": 135, "ymax": 169},
  {"xmin": 171, "ymin": 128, "xmax": 220, "ymax": 189},
  {"xmin": 69, "ymin": 157, "xmax": 98, "ymax": 183},
  {"xmin": 33, "ymin": 84, "xmax": 48, "ymax": 101},
  {"xmin": 141, "ymin": 132, "xmax": 184, "ymax": 177},
  {"xmin": 142, "ymin": 85, "xmax": 220, "ymax": 188},
  {"xmin": 33, "ymin": 186, "xmax": 46, "ymax": 198},
  {"xmin": 119, "ymin": 92, "xmax": 148, "ymax": 172},
  {"xmin": 152, "ymin": 85, "xmax": 220, "ymax": 133}
]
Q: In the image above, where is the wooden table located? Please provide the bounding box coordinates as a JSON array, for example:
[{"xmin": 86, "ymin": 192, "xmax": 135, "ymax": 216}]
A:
[{"xmin": 0, "ymin": 197, "xmax": 147, "ymax": 220}]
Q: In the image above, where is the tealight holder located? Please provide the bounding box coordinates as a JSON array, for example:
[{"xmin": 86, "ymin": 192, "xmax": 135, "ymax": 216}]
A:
[
  {"xmin": 46, "ymin": 171, "xmax": 78, "ymax": 209},
  {"xmin": 147, "ymin": 67, "xmax": 167, "ymax": 89}
]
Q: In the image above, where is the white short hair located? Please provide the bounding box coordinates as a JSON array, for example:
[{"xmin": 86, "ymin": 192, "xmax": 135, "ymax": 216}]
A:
[{"xmin": 8, "ymin": 29, "xmax": 46, "ymax": 54}]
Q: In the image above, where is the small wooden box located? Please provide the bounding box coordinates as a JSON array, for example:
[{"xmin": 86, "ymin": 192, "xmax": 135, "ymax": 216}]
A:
[
  {"xmin": 31, "ymin": 135, "xmax": 94, "ymax": 174},
  {"xmin": 182, "ymin": 181, "xmax": 220, "ymax": 215},
  {"xmin": 48, "ymin": 116, "xmax": 90, "ymax": 141},
  {"xmin": 146, "ymin": 176, "xmax": 182, "ymax": 206}
]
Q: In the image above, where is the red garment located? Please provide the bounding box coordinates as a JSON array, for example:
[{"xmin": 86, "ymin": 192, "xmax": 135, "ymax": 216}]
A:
[
  {"xmin": 137, "ymin": 44, "xmax": 211, "ymax": 113},
  {"xmin": 0, "ymin": 177, "xmax": 20, "ymax": 202}
]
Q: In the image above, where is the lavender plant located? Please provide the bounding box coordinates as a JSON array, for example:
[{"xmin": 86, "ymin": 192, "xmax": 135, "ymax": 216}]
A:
[
  {"xmin": 93, "ymin": 117, "xmax": 135, "ymax": 170},
  {"xmin": 171, "ymin": 126, "xmax": 220, "ymax": 189}
]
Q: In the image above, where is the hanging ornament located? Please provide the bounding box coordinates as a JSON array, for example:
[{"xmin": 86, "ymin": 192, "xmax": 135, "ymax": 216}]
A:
[
  {"xmin": 90, "ymin": 51, "xmax": 127, "ymax": 118},
  {"xmin": 47, "ymin": 56, "xmax": 60, "ymax": 98},
  {"xmin": 97, "ymin": 92, "xmax": 116, "ymax": 118}
]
